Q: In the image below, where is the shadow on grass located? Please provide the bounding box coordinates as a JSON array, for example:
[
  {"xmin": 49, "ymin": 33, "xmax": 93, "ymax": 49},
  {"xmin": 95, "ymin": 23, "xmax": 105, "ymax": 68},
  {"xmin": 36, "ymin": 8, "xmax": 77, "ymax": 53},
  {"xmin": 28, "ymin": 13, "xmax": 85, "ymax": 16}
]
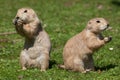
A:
[
  {"xmin": 95, "ymin": 64, "xmax": 117, "ymax": 71},
  {"xmin": 49, "ymin": 60, "xmax": 57, "ymax": 69},
  {"xmin": 111, "ymin": 0, "xmax": 120, "ymax": 6}
]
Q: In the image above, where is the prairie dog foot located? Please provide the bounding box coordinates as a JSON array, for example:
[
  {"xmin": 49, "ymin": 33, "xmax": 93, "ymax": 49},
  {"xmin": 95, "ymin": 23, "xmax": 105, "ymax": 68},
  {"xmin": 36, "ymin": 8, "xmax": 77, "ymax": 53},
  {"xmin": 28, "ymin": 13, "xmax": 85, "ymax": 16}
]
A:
[
  {"xmin": 22, "ymin": 67, "xmax": 27, "ymax": 70},
  {"xmin": 82, "ymin": 69, "xmax": 91, "ymax": 73},
  {"xmin": 40, "ymin": 69, "xmax": 46, "ymax": 72}
]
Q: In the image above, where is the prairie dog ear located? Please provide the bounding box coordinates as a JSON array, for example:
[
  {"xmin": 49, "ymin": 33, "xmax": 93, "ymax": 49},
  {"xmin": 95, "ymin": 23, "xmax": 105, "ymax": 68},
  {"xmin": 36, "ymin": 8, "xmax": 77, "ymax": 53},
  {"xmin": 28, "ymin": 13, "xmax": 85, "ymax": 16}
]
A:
[{"xmin": 87, "ymin": 21, "xmax": 92, "ymax": 30}]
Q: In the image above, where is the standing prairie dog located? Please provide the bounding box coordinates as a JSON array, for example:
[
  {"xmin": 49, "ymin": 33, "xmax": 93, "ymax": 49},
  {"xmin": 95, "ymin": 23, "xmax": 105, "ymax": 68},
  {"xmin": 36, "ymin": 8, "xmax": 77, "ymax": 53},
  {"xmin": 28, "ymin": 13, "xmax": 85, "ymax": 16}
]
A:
[
  {"xmin": 13, "ymin": 8, "xmax": 51, "ymax": 71},
  {"xmin": 59, "ymin": 18, "xmax": 112, "ymax": 73}
]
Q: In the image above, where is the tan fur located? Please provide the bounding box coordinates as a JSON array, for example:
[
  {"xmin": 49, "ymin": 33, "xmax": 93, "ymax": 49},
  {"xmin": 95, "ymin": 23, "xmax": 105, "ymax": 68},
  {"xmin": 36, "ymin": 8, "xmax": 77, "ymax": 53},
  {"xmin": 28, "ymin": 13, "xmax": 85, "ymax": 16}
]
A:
[
  {"xmin": 13, "ymin": 8, "xmax": 51, "ymax": 71},
  {"xmin": 59, "ymin": 18, "xmax": 112, "ymax": 73}
]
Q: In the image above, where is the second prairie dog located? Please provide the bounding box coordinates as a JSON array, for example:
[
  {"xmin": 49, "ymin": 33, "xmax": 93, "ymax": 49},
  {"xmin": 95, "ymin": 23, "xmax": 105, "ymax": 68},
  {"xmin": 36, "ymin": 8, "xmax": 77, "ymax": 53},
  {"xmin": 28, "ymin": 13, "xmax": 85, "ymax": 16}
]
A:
[
  {"xmin": 13, "ymin": 8, "xmax": 51, "ymax": 71},
  {"xmin": 59, "ymin": 18, "xmax": 112, "ymax": 73}
]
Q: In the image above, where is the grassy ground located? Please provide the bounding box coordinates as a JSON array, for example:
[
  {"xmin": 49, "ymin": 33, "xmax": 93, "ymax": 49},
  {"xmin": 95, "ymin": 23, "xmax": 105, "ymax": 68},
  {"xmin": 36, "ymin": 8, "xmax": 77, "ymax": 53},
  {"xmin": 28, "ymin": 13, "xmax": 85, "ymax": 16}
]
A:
[{"xmin": 0, "ymin": 0, "xmax": 120, "ymax": 80}]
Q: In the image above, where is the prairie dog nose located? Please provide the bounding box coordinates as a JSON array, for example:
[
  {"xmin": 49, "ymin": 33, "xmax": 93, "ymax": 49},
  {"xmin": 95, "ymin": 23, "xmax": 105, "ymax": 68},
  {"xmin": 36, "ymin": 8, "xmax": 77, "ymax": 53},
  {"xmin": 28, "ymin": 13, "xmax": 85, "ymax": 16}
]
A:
[
  {"xmin": 13, "ymin": 17, "xmax": 19, "ymax": 25},
  {"xmin": 16, "ymin": 17, "xmax": 19, "ymax": 19}
]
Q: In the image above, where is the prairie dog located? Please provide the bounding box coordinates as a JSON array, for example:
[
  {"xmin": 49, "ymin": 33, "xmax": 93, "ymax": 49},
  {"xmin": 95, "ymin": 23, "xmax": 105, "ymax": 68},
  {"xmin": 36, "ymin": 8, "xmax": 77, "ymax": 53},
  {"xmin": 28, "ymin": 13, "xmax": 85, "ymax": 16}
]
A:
[
  {"xmin": 59, "ymin": 18, "xmax": 112, "ymax": 73},
  {"xmin": 13, "ymin": 8, "xmax": 51, "ymax": 71}
]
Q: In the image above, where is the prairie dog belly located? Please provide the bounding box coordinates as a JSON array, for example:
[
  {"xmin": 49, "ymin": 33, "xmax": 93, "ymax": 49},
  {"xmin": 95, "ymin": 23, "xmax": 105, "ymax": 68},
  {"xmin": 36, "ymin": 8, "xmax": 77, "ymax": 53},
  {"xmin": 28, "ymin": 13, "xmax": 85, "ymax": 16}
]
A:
[{"xmin": 27, "ymin": 46, "xmax": 48, "ymax": 59}]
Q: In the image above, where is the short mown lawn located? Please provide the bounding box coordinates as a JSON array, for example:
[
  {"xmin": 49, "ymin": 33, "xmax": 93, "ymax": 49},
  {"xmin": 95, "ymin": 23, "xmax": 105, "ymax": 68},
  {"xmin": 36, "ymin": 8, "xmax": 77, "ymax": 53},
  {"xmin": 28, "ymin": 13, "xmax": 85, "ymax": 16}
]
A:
[{"xmin": 0, "ymin": 0, "xmax": 120, "ymax": 80}]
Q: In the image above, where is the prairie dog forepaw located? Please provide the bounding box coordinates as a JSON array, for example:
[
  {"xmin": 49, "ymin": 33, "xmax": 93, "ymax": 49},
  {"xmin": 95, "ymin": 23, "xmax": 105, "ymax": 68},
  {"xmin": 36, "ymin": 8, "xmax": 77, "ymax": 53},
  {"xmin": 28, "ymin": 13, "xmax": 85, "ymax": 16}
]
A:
[{"xmin": 104, "ymin": 36, "xmax": 112, "ymax": 43}]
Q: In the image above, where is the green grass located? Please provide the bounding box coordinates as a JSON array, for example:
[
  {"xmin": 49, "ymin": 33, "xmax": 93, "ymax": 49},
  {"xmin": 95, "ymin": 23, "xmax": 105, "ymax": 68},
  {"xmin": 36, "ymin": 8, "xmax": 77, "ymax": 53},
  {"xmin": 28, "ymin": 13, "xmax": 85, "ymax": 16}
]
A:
[{"xmin": 0, "ymin": 0, "xmax": 120, "ymax": 80}]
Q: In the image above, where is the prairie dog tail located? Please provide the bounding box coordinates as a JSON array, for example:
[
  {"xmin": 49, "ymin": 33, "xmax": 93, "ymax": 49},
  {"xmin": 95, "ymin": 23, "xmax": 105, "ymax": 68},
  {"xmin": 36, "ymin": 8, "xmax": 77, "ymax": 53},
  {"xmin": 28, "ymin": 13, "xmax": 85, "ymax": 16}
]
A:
[{"xmin": 58, "ymin": 64, "xmax": 66, "ymax": 69}]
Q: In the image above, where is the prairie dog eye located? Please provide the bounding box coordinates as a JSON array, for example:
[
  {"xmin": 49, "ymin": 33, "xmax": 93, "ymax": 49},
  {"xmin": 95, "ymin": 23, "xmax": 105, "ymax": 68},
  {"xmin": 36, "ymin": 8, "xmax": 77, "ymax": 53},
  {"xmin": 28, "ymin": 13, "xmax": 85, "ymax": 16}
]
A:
[
  {"xmin": 24, "ymin": 10, "xmax": 27, "ymax": 13},
  {"xmin": 96, "ymin": 20, "xmax": 100, "ymax": 23}
]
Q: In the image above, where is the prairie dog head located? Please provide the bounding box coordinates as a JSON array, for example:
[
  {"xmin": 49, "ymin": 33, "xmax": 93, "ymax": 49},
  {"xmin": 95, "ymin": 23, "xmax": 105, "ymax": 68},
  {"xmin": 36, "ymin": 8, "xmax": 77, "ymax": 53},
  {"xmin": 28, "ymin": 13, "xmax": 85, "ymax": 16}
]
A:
[
  {"xmin": 86, "ymin": 18, "xmax": 109, "ymax": 33},
  {"xmin": 13, "ymin": 8, "xmax": 39, "ymax": 26},
  {"xmin": 13, "ymin": 8, "xmax": 42, "ymax": 38}
]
